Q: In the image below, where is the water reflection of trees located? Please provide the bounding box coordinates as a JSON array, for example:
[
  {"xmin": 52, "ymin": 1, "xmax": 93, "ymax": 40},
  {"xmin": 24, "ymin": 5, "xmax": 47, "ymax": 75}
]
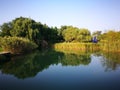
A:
[
  {"xmin": 0, "ymin": 50, "xmax": 91, "ymax": 79},
  {"xmin": 0, "ymin": 55, "xmax": 11, "ymax": 69},
  {"xmin": 60, "ymin": 53, "xmax": 91, "ymax": 66},
  {"xmin": 55, "ymin": 49, "xmax": 91, "ymax": 66},
  {"xmin": 101, "ymin": 52, "xmax": 120, "ymax": 71},
  {"xmin": 0, "ymin": 50, "xmax": 63, "ymax": 79}
]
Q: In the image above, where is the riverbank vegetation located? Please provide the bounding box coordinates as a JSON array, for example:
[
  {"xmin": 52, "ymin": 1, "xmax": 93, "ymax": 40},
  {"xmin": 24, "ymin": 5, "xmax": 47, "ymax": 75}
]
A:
[
  {"xmin": 0, "ymin": 17, "xmax": 120, "ymax": 53},
  {"xmin": 0, "ymin": 37, "xmax": 38, "ymax": 54}
]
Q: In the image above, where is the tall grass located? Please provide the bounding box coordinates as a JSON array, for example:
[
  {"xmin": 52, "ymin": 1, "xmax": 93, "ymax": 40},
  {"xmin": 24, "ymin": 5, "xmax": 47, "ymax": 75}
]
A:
[
  {"xmin": 54, "ymin": 42, "xmax": 100, "ymax": 53},
  {"xmin": 54, "ymin": 41, "xmax": 120, "ymax": 53},
  {"xmin": 100, "ymin": 40, "xmax": 120, "ymax": 52}
]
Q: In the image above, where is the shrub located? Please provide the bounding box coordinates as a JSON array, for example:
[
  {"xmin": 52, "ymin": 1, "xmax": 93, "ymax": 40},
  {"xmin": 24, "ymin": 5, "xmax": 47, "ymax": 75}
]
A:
[{"xmin": 0, "ymin": 37, "xmax": 38, "ymax": 54}]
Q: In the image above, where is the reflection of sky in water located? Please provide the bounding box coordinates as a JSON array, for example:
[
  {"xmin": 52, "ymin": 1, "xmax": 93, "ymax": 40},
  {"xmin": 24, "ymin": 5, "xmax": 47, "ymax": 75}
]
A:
[{"xmin": 0, "ymin": 52, "xmax": 120, "ymax": 90}]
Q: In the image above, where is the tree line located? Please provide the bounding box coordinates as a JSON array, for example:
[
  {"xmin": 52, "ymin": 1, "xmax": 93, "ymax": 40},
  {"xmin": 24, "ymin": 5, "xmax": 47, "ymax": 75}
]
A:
[
  {"xmin": 0, "ymin": 17, "xmax": 120, "ymax": 53},
  {"xmin": 0, "ymin": 17, "xmax": 58, "ymax": 45},
  {"xmin": 0, "ymin": 17, "xmax": 94, "ymax": 44}
]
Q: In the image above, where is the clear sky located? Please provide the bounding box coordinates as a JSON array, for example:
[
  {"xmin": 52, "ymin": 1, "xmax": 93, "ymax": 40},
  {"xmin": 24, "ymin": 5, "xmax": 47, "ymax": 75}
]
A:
[{"xmin": 0, "ymin": 0, "xmax": 120, "ymax": 32}]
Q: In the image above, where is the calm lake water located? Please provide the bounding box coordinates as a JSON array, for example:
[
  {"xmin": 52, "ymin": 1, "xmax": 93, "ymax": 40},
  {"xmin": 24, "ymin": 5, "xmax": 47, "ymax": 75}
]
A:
[{"xmin": 0, "ymin": 49, "xmax": 120, "ymax": 90}]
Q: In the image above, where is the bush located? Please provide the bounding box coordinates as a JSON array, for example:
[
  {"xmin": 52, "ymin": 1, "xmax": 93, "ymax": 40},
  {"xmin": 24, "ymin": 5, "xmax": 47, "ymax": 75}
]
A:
[{"xmin": 0, "ymin": 37, "xmax": 38, "ymax": 54}]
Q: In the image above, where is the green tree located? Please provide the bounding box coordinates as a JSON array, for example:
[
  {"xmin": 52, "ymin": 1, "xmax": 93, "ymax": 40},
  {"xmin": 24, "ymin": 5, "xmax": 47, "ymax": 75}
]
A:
[
  {"xmin": 0, "ymin": 17, "xmax": 42, "ymax": 45},
  {"xmin": 10, "ymin": 17, "xmax": 42, "ymax": 45},
  {"xmin": 77, "ymin": 28, "xmax": 91, "ymax": 42},
  {"xmin": 103, "ymin": 30, "xmax": 120, "ymax": 42},
  {"xmin": 57, "ymin": 25, "xmax": 68, "ymax": 41},
  {"xmin": 0, "ymin": 22, "xmax": 12, "ymax": 36},
  {"xmin": 61, "ymin": 26, "xmax": 91, "ymax": 42},
  {"xmin": 41, "ymin": 24, "xmax": 58, "ymax": 43},
  {"xmin": 62, "ymin": 26, "xmax": 78, "ymax": 42}
]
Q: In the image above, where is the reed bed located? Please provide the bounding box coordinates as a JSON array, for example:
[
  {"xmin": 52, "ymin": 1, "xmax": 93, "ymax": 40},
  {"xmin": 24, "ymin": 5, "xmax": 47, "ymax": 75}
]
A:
[
  {"xmin": 100, "ymin": 41, "xmax": 120, "ymax": 52},
  {"xmin": 54, "ymin": 42, "xmax": 100, "ymax": 53},
  {"xmin": 54, "ymin": 42, "xmax": 120, "ymax": 53}
]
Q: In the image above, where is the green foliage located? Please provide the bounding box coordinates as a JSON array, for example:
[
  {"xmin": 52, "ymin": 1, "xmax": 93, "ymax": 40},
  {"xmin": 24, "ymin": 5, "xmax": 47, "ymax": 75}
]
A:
[
  {"xmin": 61, "ymin": 26, "xmax": 91, "ymax": 42},
  {"xmin": 76, "ymin": 28, "xmax": 91, "ymax": 42},
  {"xmin": 0, "ymin": 47, "xmax": 3, "ymax": 52},
  {"xmin": 103, "ymin": 30, "xmax": 120, "ymax": 42},
  {"xmin": 0, "ymin": 17, "xmax": 42, "ymax": 45},
  {"xmin": 41, "ymin": 25, "xmax": 58, "ymax": 43},
  {"xmin": 0, "ymin": 22, "xmax": 12, "ymax": 36},
  {"xmin": 62, "ymin": 26, "xmax": 78, "ymax": 42},
  {"xmin": 100, "ymin": 30, "xmax": 120, "ymax": 52},
  {"xmin": 0, "ymin": 17, "xmax": 59, "ymax": 46},
  {"xmin": 1, "ymin": 17, "xmax": 120, "ymax": 53},
  {"xmin": 10, "ymin": 17, "xmax": 42, "ymax": 45},
  {"xmin": 57, "ymin": 25, "xmax": 69, "ymax": 41},
  {"xmin": 0, "ymin": 37, "xmax": 38, "ymax": 54}
]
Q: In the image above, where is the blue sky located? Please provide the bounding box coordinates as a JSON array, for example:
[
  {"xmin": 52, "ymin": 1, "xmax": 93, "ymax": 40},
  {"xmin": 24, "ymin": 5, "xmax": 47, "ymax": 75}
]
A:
[{"xmin": 0, "ymin": 0, "xmax": 120, "ymax": 32}]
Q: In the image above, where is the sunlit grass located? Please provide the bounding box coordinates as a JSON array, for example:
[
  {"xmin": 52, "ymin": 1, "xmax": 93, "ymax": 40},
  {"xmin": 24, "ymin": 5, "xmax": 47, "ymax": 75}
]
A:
[
  {"xmin": 54, "ymin": 42, "xmax": 120, "ymax": 53},
  {"xmin": 54, "ymin": 42, "xmax": 100, "ymax": 53}
]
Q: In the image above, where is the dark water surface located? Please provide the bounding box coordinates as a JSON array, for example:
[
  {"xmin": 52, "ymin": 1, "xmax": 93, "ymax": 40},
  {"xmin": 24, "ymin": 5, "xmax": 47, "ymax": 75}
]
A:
[{"xmin": 0, "ymin": 50, "xmax": 120, "ymax": 90}]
